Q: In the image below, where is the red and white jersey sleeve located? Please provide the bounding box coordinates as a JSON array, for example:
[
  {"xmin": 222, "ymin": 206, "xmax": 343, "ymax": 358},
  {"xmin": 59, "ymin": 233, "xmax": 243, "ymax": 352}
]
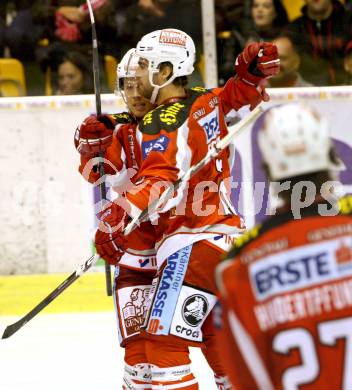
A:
[
  {"xmin": 78, "ymin": 113, "xmax": 138, "ymax": 184},
  {"xmin": 216, "ymin": 196, "xmax": 352, "ymax": 390}
]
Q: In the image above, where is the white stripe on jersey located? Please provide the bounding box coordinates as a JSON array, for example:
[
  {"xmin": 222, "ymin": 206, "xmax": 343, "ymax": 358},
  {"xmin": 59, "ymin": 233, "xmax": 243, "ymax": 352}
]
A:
[
  {"xmin": 160, "ymin": 119, "xmax": 192, "ymax": 213},
  {"xmin": 227, "ymin": 309, "xmax": 275, "ymax": 390}
]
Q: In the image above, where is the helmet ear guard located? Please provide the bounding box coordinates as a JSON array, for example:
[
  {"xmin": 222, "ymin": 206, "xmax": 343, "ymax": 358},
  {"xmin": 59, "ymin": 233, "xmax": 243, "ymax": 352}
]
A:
[{"xmin": 258, "ymin": 104, "xmax": 345, "ymax": 181}]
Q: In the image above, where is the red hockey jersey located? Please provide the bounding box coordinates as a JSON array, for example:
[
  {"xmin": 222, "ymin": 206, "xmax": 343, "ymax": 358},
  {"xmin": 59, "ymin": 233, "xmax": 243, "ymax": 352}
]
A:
[
  {"xmin": 124, "ymin": 87, "xmax": 245, "ymax": 263},
  {"xmin": 216, "ymin": 196, "xmax": 352, "ymax": 389}
]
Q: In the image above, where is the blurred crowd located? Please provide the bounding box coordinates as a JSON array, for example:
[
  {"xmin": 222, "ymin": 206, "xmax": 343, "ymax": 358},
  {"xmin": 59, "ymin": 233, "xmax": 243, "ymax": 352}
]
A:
[{"xmin": 0, "ymin": 0, "xmax": 351, "ymax": 96}]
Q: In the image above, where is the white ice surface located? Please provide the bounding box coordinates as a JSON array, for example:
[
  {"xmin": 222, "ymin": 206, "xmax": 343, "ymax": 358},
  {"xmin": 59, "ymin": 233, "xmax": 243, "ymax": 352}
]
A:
[{"xmin": 0, "ymin": 312, "xmax": 217, "ymax": 390}]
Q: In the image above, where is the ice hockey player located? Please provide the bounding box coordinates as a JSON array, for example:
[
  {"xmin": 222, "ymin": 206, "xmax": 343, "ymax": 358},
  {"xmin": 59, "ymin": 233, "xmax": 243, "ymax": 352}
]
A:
[
  {"xmin": 93, "ymin": 28, "xmax": 279, "ymax": 389},
  {"xmin": 75, "ymin": 49, "xmax": 158, "ymax": 389},
  {"xmin": 215, "ymin": 103, "xmax": 351, "ymax": 389}
]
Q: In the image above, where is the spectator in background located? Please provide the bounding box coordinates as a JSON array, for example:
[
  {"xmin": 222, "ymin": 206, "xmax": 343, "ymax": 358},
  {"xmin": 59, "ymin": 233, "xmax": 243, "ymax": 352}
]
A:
[
  {"xmin": 119, "ymin": 0, "xmax": 203, "ymax": 84},
  {"xmin": 119, "ymin": 0, "xmax": 202, "ymax": 52},
  {"xmin": 244, "ymin": 0, "xmax": 289, "ymax": 42},
  {"xmin": 55, "ymin": 51, "xmax": 93, "ymax": 95},
  {"xmin": 217, "ymin": 0, "xmax": 288, "ymax": 85},
  {"xmin": 216, "ymin": 0, "xmax": 247, "ymax": 85},
  {"xmin": 0, "ymin": 17, "xmax": 5, "ymax": 58},
  {"xmin": 344, "ymin": 41, "xmax": 352, "ymax": 84},
  {"xmin": 285, "ymin": 0, "xmax": 351, "ymax": 86},
  {"xmin": 34, "ymin": 0, "xmax": 117, "ymax": 93},
  {"xmin": 267, "ymin": 35, "xmax": 313, "ymax": 87},
  {"xmin": 4, "ymin": 0, "xmax": 43, "ymax": 61}
]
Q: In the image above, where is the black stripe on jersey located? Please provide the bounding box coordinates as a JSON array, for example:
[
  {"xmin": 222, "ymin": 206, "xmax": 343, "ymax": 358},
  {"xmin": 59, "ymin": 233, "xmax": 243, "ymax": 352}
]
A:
[
  {"xmin": 110, "ymin": 112, "xmax": 135, "ymax": 123},
  {"xmin": 226, "ymin": 195, "xmax": 352, "ymax": 260},
  {"xmin": 139, "ymin": 88, "xmax": 211, "ymax": 134}
]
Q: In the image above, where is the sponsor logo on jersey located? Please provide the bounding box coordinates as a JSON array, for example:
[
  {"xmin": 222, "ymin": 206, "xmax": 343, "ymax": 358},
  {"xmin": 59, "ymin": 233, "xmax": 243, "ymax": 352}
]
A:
[
  {"xmin": 193, "ymin": 107, "xmax": 206, "ymax": 120},
  {"xmin": 182, "ymin": 294, "xmax": 209, "ymax": 327},
  {"xmin": 138, "ymin": 257, "xmax": 157, "ymax": 268},
  {"xmin": 175, "ymin": 325, "xmax": 200, "ymax": 339},
  {"xmin": 250, "ymin": 237, "xmax": 352, "ymax": 301},
  {"xmin": 160, "ymin": 102, "xmax": 185, "ymax": 125},
  {"xmin": 142, "ymin": 135, "xmax": 170, "ymax": 159},
  {"xmin": 198, "ymin": 108, "xmax": 220, "ymax": 143},
  {"xmin": 208, "ymin": 96, "xmax": 219, "ymax": 109},
  {"xmin": 335, "ymin": 241, "xmax": 352, "ymax": 269},
  {"xmin": 170, "ymin": 285, "xmax": 217, "ymax": 342},
  {"xmin": 159, "ymin": 30, "xmax": 186, "ymax": 47},
  {"xmin": 119, "ymin": 285, "xmax": 151, "ymax": 338},
  {"xmin": 147, "ymin": 246, "xmax": 192, "ymax": 335}
]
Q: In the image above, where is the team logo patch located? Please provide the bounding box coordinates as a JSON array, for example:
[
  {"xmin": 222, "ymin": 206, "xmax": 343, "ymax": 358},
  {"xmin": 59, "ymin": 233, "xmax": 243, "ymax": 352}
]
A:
[
  {"xmin": 118, "ymin": 285, "xmax": 151, "ymax": 338},
  {"xmin": 142, "ymin": 135, "xmax": 170, "ymax": 159},
  {"xmin": 182, "ymin": 294, "xmax": 209, "ymax": 327},
  {"xmin": 159, "ymin": 30, "xmax": 186, "ymax": 47}
]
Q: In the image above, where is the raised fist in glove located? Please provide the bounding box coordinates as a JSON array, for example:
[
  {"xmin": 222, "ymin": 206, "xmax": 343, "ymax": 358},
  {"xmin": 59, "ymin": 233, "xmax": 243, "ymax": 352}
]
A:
[
  {"xmin": 95, "ymin": 201, "xmax": 129, "ymax": 265},
  {"xmin": 74, "ymin": 114, "xmax": 116, "ymax": 157},
  {"xmin": 235, "ymin": 42, "xmax": 280, "ymax": 86}
]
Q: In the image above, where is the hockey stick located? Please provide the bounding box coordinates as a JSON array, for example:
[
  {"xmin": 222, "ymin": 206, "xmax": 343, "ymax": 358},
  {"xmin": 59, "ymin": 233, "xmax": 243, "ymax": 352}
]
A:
[
  {"xmin": 86, "ymin": 0, "xmax": 112, "ymax": 296},
  {"xmin": 124, "ymin": 105, "xmax": 263, "ymax": 234},
  {"xmin": 1, "ymin": 254, "xmax": 100, "ymax": 339},
  {"xmin": 1, "ymin": 106, "xmax": 262, "ymax": 339}
]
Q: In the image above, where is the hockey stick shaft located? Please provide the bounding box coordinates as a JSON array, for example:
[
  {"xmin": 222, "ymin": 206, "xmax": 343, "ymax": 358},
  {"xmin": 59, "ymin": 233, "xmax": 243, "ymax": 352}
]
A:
[
  {"xmin": 124, "ymin": 106, "xmax": 263, "ymax": 234},
  {"xmin": 1, "ymin": 254, "xmax": 100, "ymax": 339},
  {"xmin": 86, "ymin": 0, "xmax": 112, "ymax": 296}
]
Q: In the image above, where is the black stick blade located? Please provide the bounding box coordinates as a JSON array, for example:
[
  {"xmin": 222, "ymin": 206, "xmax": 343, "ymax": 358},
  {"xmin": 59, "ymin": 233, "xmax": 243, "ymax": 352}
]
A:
[{"xmin": 1, "ymin": 255, "xmax": 98, "ymax": 339}]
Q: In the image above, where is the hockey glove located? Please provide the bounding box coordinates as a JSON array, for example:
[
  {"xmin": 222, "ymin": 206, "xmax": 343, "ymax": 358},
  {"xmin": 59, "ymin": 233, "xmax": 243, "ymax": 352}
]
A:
[
  {"xmin": 95, "ymin": 201, "xmax": 129, "ymax": 265},
  {"xmin": 74, "ymin": 114, "xmax": 116, "ymax": 157},
  {"xmin": 235, "ymin": 42, "xmax": 280, "ymax": 86}
]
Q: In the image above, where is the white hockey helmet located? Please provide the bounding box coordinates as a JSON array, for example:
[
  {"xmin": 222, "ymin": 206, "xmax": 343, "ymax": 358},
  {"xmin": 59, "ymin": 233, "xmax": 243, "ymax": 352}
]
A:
[
  {"xmin": 258, "ymin": 104, "xmax": 344, "ymax": 180},
  {"xmin": 115, "ymin": 48, "xmax": 139, "ymax": 96},
  {"xmin": 135, "ymin": 28, "xmax": 196, "ymax": 102}
]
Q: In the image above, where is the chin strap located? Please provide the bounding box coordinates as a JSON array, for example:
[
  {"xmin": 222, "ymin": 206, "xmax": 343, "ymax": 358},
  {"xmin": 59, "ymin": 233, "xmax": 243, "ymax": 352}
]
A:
[{"xmin": 149, "ymin": 69, "xmax": 177, "ymax": 104}]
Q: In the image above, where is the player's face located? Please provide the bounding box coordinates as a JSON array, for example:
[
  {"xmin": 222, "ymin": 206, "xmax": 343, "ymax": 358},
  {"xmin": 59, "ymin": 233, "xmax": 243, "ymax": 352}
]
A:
[
  {"xmin": 57, "ymin": 61, "xmax": 84, "ymax": 95},
  {"xmin": 135, "ymin": 58, "xmax": 156, "ymax": 100},
  {"xmin": 251, "ymin": 0, "xmax": 276, "ymax": 29},
  {"xmin": 123, "ymin": 78, "xmax": 154, "ymax": 119}
]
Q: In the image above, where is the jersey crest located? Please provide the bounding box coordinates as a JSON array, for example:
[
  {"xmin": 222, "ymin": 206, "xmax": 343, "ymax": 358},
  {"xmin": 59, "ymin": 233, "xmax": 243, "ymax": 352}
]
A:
[{"xmin": 139, "ymin": 88, "xmax": 210, "ymax": 134}]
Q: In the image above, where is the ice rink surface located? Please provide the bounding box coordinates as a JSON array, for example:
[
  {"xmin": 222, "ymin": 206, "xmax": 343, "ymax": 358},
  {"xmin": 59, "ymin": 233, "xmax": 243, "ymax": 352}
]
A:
[{"xmin": 0, "ymin": 312, "xmax": 218, "ymax": 390}]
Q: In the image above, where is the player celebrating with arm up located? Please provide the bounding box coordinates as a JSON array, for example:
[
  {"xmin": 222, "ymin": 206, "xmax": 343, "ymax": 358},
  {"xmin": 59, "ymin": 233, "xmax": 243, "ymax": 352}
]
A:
[
  {"xmin": 215, "ymin": 104, "xmax": 351, "ymax": 390},
  {"xmin": 93, "ymin": 28, "xmax": 279, "ymax": 389}
]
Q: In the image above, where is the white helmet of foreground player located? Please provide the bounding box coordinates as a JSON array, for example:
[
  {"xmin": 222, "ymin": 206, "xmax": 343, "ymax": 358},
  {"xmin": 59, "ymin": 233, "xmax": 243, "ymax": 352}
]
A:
[
  {"xmin": 115, "ymin": 48, "xmax": 140, "ymax": 101},
  {"xmin": 134, "ymin": 28, "xmax": 196, "ymax": 103},
  {"xmin": 115, "ymin": 48, "xmax": 155, "ymax": 119},
  {"xmin": 258, "ymin": 104, "xmax": 345, "ymax": 180}
]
